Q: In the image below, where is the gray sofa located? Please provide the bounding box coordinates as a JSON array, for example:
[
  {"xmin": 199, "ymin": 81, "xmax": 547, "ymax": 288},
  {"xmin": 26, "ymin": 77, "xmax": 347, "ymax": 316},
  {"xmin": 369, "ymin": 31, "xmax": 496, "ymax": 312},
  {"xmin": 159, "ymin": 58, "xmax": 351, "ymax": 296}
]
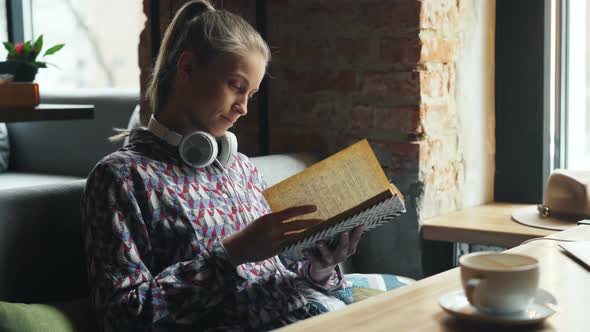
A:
[{"xmin": 1, "ymin": 89, "xmax": 139, "ymax": 190}]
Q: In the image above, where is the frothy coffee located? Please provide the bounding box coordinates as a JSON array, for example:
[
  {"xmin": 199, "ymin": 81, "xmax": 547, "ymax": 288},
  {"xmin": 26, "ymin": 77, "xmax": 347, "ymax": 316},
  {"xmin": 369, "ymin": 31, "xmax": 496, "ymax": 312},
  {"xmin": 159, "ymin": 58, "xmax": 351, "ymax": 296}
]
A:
[{"xmin": 461, "ymin": 252, "xmax": 538, "ymax": 271}]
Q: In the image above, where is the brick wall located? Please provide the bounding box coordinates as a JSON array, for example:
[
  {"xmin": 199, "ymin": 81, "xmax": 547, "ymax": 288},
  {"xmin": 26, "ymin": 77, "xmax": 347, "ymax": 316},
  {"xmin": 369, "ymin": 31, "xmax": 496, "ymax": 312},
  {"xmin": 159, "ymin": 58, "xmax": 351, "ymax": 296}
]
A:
[
  {"xmin": 138, "ymin": 0, "xmax": 476, "ymax": 278},
  {"xmin": 265, "ymin": 0, "xmax": 465, "ymax": 277}
]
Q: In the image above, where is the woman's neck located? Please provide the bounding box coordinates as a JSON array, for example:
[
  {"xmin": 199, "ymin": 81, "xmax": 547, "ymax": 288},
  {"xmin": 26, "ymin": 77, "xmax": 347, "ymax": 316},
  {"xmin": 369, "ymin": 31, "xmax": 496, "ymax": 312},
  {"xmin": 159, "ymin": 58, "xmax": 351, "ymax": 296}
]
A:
[{"xmin": 157, "ymin": 101, "xmax": 195, "ymax": 136}]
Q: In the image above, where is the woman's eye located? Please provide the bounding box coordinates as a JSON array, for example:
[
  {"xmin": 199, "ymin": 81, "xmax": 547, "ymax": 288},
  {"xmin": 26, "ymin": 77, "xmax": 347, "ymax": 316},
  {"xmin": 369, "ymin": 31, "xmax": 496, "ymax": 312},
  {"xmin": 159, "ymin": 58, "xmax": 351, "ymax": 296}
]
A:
[{"xmin": 229, "ymin": 81, "xmax": 241, "ymax": 90}]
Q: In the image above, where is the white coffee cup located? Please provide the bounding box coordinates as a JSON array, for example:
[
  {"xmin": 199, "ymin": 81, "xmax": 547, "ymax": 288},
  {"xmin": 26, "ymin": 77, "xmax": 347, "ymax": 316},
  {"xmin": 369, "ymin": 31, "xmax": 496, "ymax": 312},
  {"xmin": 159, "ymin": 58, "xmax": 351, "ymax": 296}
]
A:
[{"xmin": 459, "ymin": 252, "xmax": 540, "ymax": 314}]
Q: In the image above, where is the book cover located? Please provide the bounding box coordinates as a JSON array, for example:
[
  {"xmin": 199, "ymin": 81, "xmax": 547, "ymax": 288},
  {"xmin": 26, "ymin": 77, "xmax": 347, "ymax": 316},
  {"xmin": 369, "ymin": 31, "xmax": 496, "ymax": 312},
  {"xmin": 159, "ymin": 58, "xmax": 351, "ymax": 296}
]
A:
[{"xmin": 262, "ymin": 139, "xmax": 406, "ymax": 256}]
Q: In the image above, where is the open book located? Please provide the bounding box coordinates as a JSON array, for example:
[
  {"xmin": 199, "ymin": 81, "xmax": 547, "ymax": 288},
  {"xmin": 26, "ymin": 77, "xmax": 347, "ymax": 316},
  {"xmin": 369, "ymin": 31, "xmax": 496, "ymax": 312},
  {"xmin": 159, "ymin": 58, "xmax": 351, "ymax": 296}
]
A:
[{"xmin": 263, "ymin": 139, "xmax": 406, "ymax": 257}]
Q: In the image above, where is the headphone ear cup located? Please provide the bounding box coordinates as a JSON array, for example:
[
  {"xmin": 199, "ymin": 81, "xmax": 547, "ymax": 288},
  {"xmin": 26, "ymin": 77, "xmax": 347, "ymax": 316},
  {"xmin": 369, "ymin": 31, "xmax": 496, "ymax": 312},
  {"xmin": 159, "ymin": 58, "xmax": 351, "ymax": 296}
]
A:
[
  {"xmin": 179, "ymin": 131, "xmax": 218, "ymax": 168},
  {"xmin": 217, "ymin": 131, "xmax": 238, "ymax": 168}
]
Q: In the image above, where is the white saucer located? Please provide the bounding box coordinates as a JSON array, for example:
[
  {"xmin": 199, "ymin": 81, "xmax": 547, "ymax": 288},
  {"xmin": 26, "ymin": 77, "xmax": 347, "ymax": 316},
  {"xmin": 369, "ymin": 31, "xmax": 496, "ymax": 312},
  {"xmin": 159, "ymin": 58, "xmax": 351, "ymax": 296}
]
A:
[{"xmin": 438, "ymin": 289, "xmax": 557, "ymax": 325}]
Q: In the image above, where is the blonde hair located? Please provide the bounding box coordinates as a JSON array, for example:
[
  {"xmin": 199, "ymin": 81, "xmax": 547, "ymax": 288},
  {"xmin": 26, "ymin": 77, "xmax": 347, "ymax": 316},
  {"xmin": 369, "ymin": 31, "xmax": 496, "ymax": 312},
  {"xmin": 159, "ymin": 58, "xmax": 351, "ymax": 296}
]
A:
[{"xmin": 110, "ymin": 0, "xmax": 271, "ymax": 143}]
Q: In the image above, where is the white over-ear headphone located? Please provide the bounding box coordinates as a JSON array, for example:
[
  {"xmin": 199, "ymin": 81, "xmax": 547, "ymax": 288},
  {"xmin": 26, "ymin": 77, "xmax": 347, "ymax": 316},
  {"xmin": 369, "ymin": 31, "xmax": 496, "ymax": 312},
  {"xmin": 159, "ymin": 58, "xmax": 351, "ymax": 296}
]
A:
[{"xmin": 147, "ymin": 115, "xmax": 238, "ymax": 168}]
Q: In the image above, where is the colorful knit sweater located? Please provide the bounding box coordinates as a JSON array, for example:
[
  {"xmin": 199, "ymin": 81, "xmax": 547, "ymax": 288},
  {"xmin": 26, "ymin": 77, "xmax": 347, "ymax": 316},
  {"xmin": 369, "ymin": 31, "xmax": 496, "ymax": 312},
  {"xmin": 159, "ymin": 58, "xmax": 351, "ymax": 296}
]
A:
[{"xmin": 81, "ymin": 128, "xmax": 348, "ymax": 331}]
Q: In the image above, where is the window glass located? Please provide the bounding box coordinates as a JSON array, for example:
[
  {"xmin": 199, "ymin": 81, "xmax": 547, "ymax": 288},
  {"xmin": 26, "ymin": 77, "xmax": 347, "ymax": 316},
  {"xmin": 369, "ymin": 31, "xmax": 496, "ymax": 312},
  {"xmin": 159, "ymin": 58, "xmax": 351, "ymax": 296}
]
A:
[
  {"xmin": 565, "ymin": 0, "xmax": 590, "ymax": 168},
  {"xmin": 26, "ymin": 0, "xmax": 145, "ymax": 89},
  {"xmin": 0, "ymin": 0, "xmax": 7, "ymax": 60}
]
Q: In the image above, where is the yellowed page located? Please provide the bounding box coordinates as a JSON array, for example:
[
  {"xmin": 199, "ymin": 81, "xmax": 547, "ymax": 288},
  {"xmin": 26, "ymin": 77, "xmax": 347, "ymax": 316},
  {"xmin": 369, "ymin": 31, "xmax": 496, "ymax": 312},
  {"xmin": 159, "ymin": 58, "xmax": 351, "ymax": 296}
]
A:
[{"xmin": 263, "ymin": 140, "xmax": 392, "ymax": 220}]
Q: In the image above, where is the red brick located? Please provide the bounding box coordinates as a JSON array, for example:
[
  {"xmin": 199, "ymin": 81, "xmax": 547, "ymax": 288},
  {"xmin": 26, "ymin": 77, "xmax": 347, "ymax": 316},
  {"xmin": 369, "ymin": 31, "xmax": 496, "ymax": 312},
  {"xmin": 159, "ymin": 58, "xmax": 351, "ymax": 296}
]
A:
[
  {"xmin": 350, "ymin": 105, "xmax": 375, "ymax": 129},
  {"xmin": 363, "ymin": 1, "xmax": 421, "ymax": 33},
  {"xmin": 362, "ymin": 71, "xmax": 421, "ymax": 97},
  {"xmin": 294, "ymin": 39, "xmax": 330, "ymax": 63},
  {"xmin": 286, "ymin": 70, "xmax": 357, "ymax": 94},
  {"xmin": 381, "ymin": 37, "xmax": 421, "ymax": 64},
  {"xmin": 221, "ymin": 0, "xmax": 256, "ymax": 24},
  {"xmin": 371, "ymin": 141, "xmax": 421, "ymax": 175},
  {"xmin": 335, "ymin": 38, "xmax": 373, "ymax": 64},
  {"xmin": 378, "ymin": 105, "xmax": 423, "ymax": 134},
  {"xmin": 269, "ymin": 128, "xmax": 326, "ymax": 154},
  {"xmin": 303, "ymin": 102, "xmax": 339, "ymax": 125}
]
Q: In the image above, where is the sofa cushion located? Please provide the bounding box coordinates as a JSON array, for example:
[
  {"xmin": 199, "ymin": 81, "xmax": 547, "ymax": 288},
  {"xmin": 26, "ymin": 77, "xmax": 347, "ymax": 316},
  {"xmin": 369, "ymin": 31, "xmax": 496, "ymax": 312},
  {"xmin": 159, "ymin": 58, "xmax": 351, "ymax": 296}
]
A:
[
  {"xmin": 0, "ymin": 173, "xmax": 81, "ymax": 190},
  {"xmin": 250, "ymin": 153, "xmax": 319, "ymax": 187},
  {"xmin": 0, "ymin": 123, "xmax": 9, "ymax": 172}
]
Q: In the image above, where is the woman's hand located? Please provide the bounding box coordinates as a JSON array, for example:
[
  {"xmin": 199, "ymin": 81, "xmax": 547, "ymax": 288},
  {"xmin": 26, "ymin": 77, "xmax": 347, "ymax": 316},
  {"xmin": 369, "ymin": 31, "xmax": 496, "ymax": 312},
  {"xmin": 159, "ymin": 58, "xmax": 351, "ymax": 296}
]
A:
[
  {"xmin": 304, "ymin": 226, "xmax": 364, "ymax": 283},
  {"xmin": 221, "ymin": 205, "xmax": 322, "ymax": 266}
]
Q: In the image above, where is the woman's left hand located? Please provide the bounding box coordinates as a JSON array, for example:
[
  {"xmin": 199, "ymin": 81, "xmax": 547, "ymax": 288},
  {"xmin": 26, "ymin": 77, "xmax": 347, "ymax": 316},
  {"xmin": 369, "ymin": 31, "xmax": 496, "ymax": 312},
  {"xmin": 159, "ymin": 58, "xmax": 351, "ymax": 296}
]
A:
[{"xmin": 303, "ymin": 225, "xmax": 364, "ymax": 283}]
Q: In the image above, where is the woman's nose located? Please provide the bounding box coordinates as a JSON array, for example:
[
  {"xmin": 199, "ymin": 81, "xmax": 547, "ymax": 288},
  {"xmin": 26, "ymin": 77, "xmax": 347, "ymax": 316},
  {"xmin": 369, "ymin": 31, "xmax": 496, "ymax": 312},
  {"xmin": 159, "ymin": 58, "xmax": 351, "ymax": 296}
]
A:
[
  {"xmin": 235, "ymin": 96, "xmax": 248, "ymax": 115},
  {"xmin": 237, "ymin": 104, "xmax": 247, "ymax": 115}
]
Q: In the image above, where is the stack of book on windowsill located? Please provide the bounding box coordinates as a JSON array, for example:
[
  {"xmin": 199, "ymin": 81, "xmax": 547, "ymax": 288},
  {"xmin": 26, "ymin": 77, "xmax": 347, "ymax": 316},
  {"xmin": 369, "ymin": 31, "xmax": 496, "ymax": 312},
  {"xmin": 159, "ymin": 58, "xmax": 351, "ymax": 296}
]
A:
[{"xmin": 0, "ymin": 80, "xmax": 40, "ymax": 109}]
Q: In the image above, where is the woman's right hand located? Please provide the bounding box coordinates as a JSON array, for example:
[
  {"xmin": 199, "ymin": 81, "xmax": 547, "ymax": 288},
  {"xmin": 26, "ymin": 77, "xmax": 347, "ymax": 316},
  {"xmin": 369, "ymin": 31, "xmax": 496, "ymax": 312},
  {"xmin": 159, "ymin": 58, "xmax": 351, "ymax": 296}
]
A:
[{"xmin": 221, "ymin": 205, "xmax": 322, "ymax": 265}]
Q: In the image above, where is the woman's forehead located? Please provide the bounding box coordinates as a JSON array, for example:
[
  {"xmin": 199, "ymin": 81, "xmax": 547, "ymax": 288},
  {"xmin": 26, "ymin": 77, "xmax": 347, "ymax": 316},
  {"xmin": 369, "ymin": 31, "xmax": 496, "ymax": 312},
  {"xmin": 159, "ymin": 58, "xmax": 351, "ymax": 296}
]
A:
[{"xmin": 213, "ymin": 53, "xmax": 266, "ymax": 83}]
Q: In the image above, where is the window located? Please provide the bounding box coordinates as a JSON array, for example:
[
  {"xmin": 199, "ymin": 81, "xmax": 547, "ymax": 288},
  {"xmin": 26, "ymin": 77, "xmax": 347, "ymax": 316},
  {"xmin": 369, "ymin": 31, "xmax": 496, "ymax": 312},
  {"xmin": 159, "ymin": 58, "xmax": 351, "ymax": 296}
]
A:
[
  {"xmin": 4, "ymin": 0, "xmax": 145, "ymax": 90},
  {"xmin": 0, "ymin": 0, "xmax": 6, "ymax": 58},
  {"xmin": 560, "ymin": 0, "xmax": 590, "ymax": 169}
]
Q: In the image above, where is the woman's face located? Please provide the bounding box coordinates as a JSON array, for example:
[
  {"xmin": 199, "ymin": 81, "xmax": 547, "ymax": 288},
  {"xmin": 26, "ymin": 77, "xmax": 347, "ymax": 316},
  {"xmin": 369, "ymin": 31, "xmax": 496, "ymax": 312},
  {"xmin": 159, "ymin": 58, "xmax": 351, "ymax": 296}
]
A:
[{"xmin": 177, "ymin": 52, "xmax": 266, "ymax": 137}]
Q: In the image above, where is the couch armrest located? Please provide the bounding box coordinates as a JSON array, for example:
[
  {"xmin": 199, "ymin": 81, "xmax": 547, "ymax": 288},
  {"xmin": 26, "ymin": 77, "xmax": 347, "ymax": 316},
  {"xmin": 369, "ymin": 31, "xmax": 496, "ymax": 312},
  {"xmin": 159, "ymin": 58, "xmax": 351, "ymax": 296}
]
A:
[{"xmin": 0, "ymin": 180, "xmax": 89, "ymax": 302}]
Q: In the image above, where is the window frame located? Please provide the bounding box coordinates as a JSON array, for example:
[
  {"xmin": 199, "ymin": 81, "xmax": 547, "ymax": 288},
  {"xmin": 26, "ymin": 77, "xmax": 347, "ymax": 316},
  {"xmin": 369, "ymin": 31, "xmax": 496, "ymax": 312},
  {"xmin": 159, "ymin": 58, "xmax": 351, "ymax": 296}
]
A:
[
  {"xmin": 6, "ymin": 0, "xmax": 24, "ymax": 43},
  {"xmin": 495, "ymin": 0, "xmax": 552, "ymax": 203}
]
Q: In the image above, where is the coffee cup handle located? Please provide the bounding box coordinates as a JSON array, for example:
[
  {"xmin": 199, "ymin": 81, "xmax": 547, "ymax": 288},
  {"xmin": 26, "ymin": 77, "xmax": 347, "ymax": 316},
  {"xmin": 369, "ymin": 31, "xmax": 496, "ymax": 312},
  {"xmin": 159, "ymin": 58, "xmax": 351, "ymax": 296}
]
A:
[{"xmin": 465, "ymin": 278, "xmax": 483, "ymax": 305}]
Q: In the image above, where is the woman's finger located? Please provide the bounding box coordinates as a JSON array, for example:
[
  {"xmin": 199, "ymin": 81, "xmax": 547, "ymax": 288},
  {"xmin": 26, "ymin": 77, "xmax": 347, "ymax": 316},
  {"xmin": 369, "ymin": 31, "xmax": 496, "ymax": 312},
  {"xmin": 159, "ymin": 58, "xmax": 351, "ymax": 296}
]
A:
[
  {"xmin": 281, "ymin": 218, "xmax": 323, "ymax": 232},
  {"xmin": 273, "ymin": 205, "xmax": 317, "ymax": 221},
  {"xmin": 347, "ymin": 226, "xmax": 364, "ymax": 256},
  {"xmin": 319, "ymin": 241, "xmax": 338, "ymax": 266},
  {"xmin": 334, "ymin": 231, "xmax": 350, "ymax": 260},
  {"xmin": 303, "ymin": 249, "xmax": 322, "ymax": 264}
]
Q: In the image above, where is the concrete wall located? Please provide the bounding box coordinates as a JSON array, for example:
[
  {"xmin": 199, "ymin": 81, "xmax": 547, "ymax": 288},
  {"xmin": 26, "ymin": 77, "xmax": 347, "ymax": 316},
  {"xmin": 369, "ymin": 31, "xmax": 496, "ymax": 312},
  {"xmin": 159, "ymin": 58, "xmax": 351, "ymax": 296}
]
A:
[{"xmin": 456, "ymin": 0, "xmax": 495, "ymax": 208}]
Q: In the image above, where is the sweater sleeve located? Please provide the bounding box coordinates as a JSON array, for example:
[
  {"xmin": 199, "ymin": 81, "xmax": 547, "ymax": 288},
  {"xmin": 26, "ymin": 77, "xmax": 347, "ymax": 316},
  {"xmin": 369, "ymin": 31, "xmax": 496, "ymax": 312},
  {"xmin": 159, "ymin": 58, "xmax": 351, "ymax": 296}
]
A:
[
  {"xmin": 81, "ymin": 162, "xmax": 243, "ymax": 330},
  {"xmin": 245, "ymin": 159, "xmax": 344, "ymax": 293},
  {"xmin": 280, "ymin": 254, "xmax": 344, "ymax": 292}
]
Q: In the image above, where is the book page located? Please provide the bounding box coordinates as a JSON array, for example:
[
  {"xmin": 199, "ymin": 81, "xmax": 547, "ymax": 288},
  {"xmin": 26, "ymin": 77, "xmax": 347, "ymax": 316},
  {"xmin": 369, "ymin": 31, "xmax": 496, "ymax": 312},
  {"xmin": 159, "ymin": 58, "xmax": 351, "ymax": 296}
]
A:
[{"xmin": 263, "ymin": 140, "xmax": 392, "ymax": 220}]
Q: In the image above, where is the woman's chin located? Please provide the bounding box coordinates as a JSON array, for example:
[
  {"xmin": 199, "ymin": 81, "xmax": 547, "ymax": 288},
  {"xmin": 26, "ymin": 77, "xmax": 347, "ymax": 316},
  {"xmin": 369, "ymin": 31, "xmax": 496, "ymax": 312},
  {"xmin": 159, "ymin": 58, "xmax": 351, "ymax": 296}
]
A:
[{"xmin": 210, "ymin": 127, "xmax": 227, "ymax": 138}]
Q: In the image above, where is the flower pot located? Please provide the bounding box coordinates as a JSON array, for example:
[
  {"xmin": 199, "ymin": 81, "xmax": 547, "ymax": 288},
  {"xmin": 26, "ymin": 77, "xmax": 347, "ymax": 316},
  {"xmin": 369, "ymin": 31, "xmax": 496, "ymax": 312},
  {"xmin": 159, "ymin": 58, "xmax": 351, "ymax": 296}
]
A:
[{"xmin": 0, "ymin": 61, "xmax": 38, "ymax": 82}]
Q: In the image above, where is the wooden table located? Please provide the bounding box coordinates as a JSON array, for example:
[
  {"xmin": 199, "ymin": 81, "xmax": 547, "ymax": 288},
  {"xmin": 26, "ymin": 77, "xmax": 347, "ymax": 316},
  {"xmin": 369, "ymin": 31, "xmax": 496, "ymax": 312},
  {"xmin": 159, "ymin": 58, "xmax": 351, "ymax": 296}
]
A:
[
  {"xmin": 0, "ymin": 104, "xmax": 94, "ymax": 122},
  {"xmin": 421, "ymin": 202, "xmax": 557, "ymax": 247},
  {"xmin": 279, "ymin": 225, "xmax": 590, "ymax": 331}
]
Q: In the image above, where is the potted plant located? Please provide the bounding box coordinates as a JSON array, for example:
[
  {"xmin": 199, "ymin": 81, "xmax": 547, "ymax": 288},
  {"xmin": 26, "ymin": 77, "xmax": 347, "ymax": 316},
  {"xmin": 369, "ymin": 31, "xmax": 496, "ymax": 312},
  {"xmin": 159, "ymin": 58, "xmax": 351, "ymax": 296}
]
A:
[{"xmin": 1, "ymin": 35, "xmax": 64, "ymax": 82}]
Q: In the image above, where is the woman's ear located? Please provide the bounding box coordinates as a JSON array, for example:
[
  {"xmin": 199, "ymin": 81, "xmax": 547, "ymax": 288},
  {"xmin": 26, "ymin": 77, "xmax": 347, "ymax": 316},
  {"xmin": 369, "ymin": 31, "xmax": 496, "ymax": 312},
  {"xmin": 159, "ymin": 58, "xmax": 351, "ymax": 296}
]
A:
[{"xmin": 177, "ymin": 51, "xmax": 198, "ymax": 81}]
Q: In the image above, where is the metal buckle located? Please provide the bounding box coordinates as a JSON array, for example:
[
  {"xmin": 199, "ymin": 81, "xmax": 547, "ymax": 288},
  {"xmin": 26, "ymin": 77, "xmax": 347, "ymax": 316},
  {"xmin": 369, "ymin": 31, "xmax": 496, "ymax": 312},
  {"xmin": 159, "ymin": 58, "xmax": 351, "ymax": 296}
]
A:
[{"xmin": 537, "ymin": 204, "xmax": 550, "ymax": 218}]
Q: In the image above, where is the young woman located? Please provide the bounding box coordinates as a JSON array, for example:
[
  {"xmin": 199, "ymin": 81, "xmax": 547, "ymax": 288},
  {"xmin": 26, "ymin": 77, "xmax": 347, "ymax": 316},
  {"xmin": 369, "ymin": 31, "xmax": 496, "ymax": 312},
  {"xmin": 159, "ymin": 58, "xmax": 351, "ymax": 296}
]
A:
[{"xmin": 81, "ymin": 1, "xmax": 362, "ymax": 330}]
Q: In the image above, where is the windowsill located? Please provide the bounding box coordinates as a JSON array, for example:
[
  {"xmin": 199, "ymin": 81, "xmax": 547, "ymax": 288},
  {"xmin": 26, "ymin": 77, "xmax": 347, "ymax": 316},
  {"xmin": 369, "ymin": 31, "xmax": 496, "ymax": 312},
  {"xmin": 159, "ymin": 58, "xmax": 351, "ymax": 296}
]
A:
[
  {"xmin": 39, "ymin": 87, "xmax": 140, "ymax": 100},
  {"xmin": 420, "ymin": 202, "xmax": 555, "ymax": 247}
]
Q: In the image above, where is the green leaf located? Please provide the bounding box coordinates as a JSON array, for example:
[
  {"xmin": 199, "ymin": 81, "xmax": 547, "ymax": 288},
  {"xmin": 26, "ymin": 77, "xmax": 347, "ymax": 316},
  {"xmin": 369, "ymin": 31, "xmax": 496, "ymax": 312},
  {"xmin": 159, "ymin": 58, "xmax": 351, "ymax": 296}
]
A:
[
  {"xmin": 34, "ymin": 61, "xmax": 47, "ymax": 68},
  {"xmin": 34, "ymin": 35, "xmax": 43, "ymax": 52},
  {"xmin": 43, "ymin": 44, "xmax": 64, "ymax": 56},
  {"xmin": 2, "ymin": 42, "xmax": 16, "ymax": 56},
  {"xmin": 23, "ymin": 41, "xmax": 32, "ymax": 56}
]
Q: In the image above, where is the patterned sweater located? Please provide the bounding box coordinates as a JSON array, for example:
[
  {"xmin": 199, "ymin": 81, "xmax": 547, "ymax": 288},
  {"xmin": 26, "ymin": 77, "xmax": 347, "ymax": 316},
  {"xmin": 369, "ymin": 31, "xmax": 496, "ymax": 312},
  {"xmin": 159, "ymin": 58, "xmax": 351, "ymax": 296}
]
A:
[{"xmin": 81, "ymin": 129, "xmax": 348, "ymax": 331}]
